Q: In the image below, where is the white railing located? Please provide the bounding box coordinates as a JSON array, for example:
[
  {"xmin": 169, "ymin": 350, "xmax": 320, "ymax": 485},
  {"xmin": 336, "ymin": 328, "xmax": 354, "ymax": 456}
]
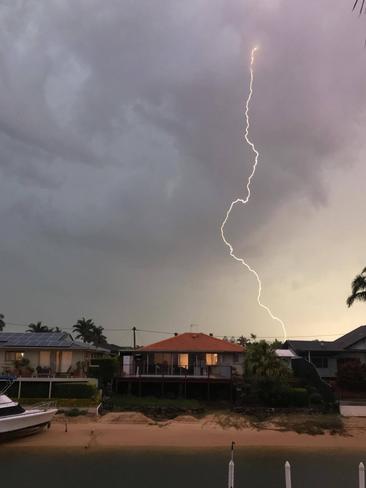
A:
[{"xmin": 227, "ymin": 445, "xmax": 365, "ymax": 487}]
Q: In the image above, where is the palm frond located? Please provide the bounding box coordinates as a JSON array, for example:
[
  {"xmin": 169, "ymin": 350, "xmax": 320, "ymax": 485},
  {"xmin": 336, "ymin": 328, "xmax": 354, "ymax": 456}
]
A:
[
  {"xmin": 351, "ymin": 274, "xmax": 366, "ymax": 295},
  {"xmin": 347, "ymin": 291, "xmax": 366, "ymax": 307},
  {"xmin": 353, "ymin": 0, "xmax": 366, "ymax": 14}
]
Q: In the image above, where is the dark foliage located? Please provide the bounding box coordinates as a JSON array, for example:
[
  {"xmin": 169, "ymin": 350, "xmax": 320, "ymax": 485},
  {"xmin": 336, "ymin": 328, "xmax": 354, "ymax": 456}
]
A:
[
  {"xmin": 347, "ymin": 268, "xmax": 366, "ymax": 307},
  {"xmin": 89, "ymin": 358, "xmax": 119, "ymax": 385},
  {"xmin": 27, "ymin": 321, "xmax": 54, "ymax": 333},
  {"xmin": 0, "ymin": 314, "xmax": 5, "ymax": 331},
  {"xmin": 337, "ymin": 359, "xmax": 366, "ymax": 391}
]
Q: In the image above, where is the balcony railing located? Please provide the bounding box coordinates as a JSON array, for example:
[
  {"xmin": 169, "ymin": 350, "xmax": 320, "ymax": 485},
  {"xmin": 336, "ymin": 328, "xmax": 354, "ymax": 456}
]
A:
[
  {"xmin": 123, "ymin": 364, "xmax": 232, "ymax": 379},
  {"xmin": 1, "ymin": 366, "xmax": 88, "ymax": 379}
]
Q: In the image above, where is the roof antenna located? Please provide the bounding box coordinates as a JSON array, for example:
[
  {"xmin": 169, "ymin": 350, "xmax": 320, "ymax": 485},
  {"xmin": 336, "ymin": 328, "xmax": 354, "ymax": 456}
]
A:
[{"xmin": 190, "ymin": 324, "xmax": 199, "ymax": 332}]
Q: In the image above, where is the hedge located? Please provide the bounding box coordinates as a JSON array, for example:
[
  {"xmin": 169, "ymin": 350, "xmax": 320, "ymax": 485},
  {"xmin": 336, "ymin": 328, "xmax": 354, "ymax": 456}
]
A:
[
  {"xmin": 288, "ymin": 387, "xmax": 308, "ymax": 407},
  {"xmin": 89, "ymin": 358, "xmax": 119, "ymax": 385},
  {"xmin": 0, "ymin": 381, "xmax": 96, "ymax": 399}
]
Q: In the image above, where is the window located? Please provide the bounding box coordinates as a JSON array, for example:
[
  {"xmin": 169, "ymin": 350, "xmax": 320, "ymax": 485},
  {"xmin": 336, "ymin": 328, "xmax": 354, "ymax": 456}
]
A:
[
  {"xmin": 5, "ymin": 351, "xmax": 23, "ymax": 362},
  {"xmin": 39, "ymin": 351, "xmax": 51, "ymax": 368},
  {"xmin": 312, "ymin": 356, "xmax": 328, "ymax": 369},
  {"xmin": 178, "ymin": 353, "xmax": 188, "ymax": 368},
  {"xmin": 205, "ymin": 353, "xmax": 218, "ymax": 366}
]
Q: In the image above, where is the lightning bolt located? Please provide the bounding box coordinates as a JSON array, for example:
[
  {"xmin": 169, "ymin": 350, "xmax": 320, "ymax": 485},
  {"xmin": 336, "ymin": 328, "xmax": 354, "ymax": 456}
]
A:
[{"xmin": 220, "ymin": 46, "xmax": 287, "ymax": 341}]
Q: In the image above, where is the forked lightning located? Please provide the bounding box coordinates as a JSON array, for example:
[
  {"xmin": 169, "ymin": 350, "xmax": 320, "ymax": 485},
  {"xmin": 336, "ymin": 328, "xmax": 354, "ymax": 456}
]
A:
[{"xmin": 220, "ymin": 46, "xmax": 287, "ymax": 340}]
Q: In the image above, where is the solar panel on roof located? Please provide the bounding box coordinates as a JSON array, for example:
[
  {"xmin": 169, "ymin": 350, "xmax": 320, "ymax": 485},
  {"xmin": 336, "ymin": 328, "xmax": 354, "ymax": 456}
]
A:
[
  {"xmin": 0, "ymin": 332, "xmax": 75, "ymax": 348},
  {"xmin": 0, "ymin": 331, "xmax": 103, "ymax": 350}
]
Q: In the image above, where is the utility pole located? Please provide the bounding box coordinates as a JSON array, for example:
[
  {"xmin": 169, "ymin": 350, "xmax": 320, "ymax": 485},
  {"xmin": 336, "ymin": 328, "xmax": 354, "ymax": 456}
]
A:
[{"xmin": 132, "ymin": 326, "xmax": 136, "ymax": 349}]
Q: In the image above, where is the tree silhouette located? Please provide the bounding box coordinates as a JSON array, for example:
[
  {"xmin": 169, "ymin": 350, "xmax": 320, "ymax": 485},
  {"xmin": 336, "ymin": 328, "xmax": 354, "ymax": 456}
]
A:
[
  {"xmin": 91, "ymin": 325, "xmax": 107, "ymax": 346},
  {"xmin": 73, "ymin": 318, "xmax": 95, "ymax": 343},
  {"xmin": 27, "ymin": 321, "xmax": 53, "ymax": 333},
  {"xmin": 72, "ymin": 318, "xmax": 107, "ymax": 346},
  {"xmin": 0, "ymin": 314, "xmax": 5, "ymax": 332},
  {"xmin": 347, "ymin": 268, "xmax": 366, "ymax": 307}
]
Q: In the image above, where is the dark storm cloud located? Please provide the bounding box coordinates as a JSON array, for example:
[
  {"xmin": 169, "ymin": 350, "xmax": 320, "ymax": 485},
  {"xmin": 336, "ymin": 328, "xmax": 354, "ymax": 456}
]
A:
[{"xmin": 0, "ymin": 0, "xmax": 365, "ymax": 338}]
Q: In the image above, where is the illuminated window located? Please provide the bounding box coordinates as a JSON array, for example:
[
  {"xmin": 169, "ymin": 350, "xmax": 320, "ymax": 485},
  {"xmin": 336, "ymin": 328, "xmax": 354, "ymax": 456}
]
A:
[
  {"xmin": 178, "ymin": 353, "xmax": 188, "ymax": 368},
  {"xmin": 205, "ymin": 353, "xmax": 218, "ymax": 366},
  {"xmin": 5, "ymin": 351, "xmax": 24, "ymax": 361}
]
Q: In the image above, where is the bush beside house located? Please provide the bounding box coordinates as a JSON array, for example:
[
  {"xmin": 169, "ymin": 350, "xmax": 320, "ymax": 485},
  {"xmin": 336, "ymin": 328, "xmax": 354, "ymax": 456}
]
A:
[
  {"xmin": 237, "ymin": 339, "xmax": 331, "ymax": 409},
  {"xmin": 337, "ymin": 359, "xmax": 366, "ymax": 391},
  {"xmin": 89, "ymin": 357, "xmax": 119, "ymax": 386}
]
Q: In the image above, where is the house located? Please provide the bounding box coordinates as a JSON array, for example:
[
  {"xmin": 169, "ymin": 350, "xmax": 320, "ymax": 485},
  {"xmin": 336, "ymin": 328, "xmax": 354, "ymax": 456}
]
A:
[
  {"xmin": 0, "ymin": 331, "xmax": 107, "ymax": 377},
  {"xmin": 102, "ymin": 343, "xmax": 134, "ymax": 358},
  {"xmin": 115, "ymin": 332, "xmax": 245, "ymax": 400},
  {"xmin": 284, "ymin": 325, "xmax": 366, "ymax": 379}
]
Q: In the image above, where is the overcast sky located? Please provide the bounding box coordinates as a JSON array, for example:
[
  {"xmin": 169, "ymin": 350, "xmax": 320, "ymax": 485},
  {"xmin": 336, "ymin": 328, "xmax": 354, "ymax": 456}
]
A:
[{"xmin": 1, "ymin": 0, "xmax": 366, "ymax": 346}]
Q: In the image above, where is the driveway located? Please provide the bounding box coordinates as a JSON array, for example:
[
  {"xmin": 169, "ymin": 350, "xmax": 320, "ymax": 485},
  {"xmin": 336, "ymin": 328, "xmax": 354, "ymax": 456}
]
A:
[{"xmin": 340, "ymin": 401, "xmax": 366, "ymax": 417}]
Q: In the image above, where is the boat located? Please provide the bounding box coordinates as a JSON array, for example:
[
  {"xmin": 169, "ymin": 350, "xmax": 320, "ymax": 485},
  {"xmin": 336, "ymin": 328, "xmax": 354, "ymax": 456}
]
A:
[{"xmin": 0, "ymin": 377, "xmax": 58, "ymax": 438}]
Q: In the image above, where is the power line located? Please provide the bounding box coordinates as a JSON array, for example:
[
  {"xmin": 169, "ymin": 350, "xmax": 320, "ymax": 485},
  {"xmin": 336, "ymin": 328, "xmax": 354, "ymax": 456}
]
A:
[
  {"xmin": 217, "ymin": 333, "xmax": 343, "ymax": 340},
  {"xmin": 4, "ymin": 322, "xmax": 131, "ymax": 332},
  {"xmin": 2, "ymin": 320, "xmax": 346, "ymax": 340},
  {"xmin": 136, "ymin": 328, "xmax": 176, "ymax": 335}
]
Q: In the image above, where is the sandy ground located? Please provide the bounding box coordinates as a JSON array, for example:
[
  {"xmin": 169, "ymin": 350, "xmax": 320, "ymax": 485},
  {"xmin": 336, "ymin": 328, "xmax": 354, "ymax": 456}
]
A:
[{"xmin": 4, "ymin": 412, "xmax": 366, "ymax": 449}]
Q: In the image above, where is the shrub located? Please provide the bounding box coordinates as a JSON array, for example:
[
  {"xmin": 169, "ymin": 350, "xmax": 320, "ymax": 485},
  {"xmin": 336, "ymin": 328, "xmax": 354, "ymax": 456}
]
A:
[
  {"xmin": 89, "ymin": 358, "xmax": 119, "ymax": 385},
  {"xmin": 65, "ymin": 408, "xmax": 88, "ymax": 417},
  {"xmin": 337, "ymin": 359, "xmax": 366, "ymax": 391},
  {"xmin": 309, "ymin": 392, "xmax": 323, "ymax": 406},
  {"xmin": 288, "ymin": 387, "xmax": 308, "ymax": 407},
  {"xmin": 256, "ymin": 377, "xmax": 291, "ymax": 407}
]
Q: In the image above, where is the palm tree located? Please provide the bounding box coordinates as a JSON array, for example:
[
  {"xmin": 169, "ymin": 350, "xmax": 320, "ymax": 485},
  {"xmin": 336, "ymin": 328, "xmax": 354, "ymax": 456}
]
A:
[
  {"xmin": 73, "ymin": 318, "xmax": 95, "ymax": 343},
  {"xmin": 27, "ymin": 321, "xmax": 53, "ymax": 333},
  {"xmin": 0, "ymin": 314, "xmax": 5, "ymax": 332},
  {"xmin": 353, "ymin": 0, "xmax": 366, "ymax": 14},
  {"xmin": 245, "ymin": 340, "xmax": 288, "ymax": 378},
  {"xmin": 91, "ymin": 325, "xmax": 107, "ymax": 347},
  {"xmin": 347, "ymin": 267, "xmax": 366, "ymax": 307}
]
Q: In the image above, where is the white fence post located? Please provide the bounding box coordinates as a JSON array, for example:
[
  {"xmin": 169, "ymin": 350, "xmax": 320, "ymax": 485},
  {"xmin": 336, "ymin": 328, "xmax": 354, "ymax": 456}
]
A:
[
  {"xmin": 285, "ymin": 461, "xmax": 291, "ymax": 488},
  {"xmin": 359, "ymin": 462, "xmax": 365, "ymax": 488},
  {"xmin": 228, "ymin": 442, "xmax": 235, "ymax": 488}
]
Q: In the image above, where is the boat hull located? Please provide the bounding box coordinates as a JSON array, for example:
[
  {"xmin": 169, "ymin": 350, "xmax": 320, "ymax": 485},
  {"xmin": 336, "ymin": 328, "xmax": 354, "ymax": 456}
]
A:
[{"xmin": 0, "ymin": 408, "xmax": 58, "ymax": 435}]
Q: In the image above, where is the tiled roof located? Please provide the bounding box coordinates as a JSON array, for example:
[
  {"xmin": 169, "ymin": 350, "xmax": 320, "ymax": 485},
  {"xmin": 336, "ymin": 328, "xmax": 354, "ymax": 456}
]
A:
[
  {"xmin": 139, "ymin": 332, "xmax": 244, "ymax": 353},
  {"xmin": 0, "ymin": 332, "xmax": 105, "ymax": 351}
]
